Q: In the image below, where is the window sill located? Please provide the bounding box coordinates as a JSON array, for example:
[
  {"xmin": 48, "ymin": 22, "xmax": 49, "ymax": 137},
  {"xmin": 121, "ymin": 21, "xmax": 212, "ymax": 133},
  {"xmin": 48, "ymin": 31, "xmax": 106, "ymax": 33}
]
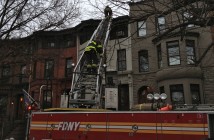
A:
[{"xmin": 117, "ymin": 70, "xmax": 133, "ymax": 75}]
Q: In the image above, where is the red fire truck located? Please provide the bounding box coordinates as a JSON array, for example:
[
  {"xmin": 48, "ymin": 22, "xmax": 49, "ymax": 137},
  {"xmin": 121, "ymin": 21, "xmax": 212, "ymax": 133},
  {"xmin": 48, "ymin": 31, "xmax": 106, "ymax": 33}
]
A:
[{"xmin": 28, "ymin": 107, "xmax": 214, "ymax": 140}]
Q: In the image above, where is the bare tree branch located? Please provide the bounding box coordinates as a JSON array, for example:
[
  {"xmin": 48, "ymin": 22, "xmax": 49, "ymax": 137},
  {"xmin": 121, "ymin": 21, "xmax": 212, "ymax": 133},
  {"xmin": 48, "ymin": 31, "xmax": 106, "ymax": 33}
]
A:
[
  {"xmin": 105, "ymin": 0, "xmax": 214, "ymax": 40},
  {"xmin": 0, "ymin": 0, "xmax": 80, "ymax": 39}
]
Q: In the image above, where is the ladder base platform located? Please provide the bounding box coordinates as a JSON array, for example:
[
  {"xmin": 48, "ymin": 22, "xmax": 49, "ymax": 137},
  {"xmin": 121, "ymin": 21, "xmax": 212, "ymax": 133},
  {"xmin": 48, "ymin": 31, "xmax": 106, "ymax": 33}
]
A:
[{"xmin": 69, "ymin": 99, "xmax": 97, "ymax": 108}]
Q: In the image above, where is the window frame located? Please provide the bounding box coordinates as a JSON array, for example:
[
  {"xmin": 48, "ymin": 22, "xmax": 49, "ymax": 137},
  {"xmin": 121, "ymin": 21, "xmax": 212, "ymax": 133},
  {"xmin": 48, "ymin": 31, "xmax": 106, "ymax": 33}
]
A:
[
  {"xmin": 170, "ymin": 84, "xmax": 185, "ymax": 105},
  {"xmin": 43, "ymin": 90, "xmax": 52, "ymax": 109},
  {"xmin": 110, "ymin": 22, "xmax": 128, "ymax": 40},
  {"xmin": 47, "ymin": 42, "xmax": 55, "ymax": 48},
  {"xmin": 137, "ymin": 20, "xmax": 147, "ymax": 37},
  {"xmin": 157, "ymin": 44, "xmax": 162, "ymax": 69},
  {"xmin": 67, "ymin": 40, "xmax": 73, "ymax": 47},
  {"xmin": 138, "ymin": 50, "xmax": 149, "ymax": 72},
  {"xmin": 117, "ymin": 49, "xmax": 127, "ymax": 71},
  {"xmin": 167, "ymin": 41, "xmax": 181, "ymax": 66},
  {"xmin": 183, "ymin": 11, "xmax": 195, "ymax": 27},
  {"xmin": 44, "ymin": 59, "xmax": 54, "ymax": 79},
  {"xmin": 19, "ymin": 65, "xmax": 27, "ymax": 83},
  {"xmin": 65, "ymin": 57, "xmax": 73, "ymax": 77},
  {"xmin": 0, "ymin": 95, "xmax": 8, "ymax": 115},
  {"xmin": 159, "ymin": 86, "xmax": 165, "ymax": 94},
  {"xmin": 116, "ymin": 30, "xmax": 125, "ymax": 37},
  {"xmin": 2, "ymin": 65, "xmax": 10, "ymax": 77},
  {"xmin": 107, "ymin": 77, "xmax": 114, "ymax": 86},
  {"xmin": 157, "ymin": 16, "xmax": 166, "ymax": 33},
  {"xmin": 21, "ymin": 65, "xmax": 27, "ymax": 75},
  {"xmin": 186, "ymin": 40, "xmax": 196, "ymax": 65},
  {"xmin": 190, "ymin": 84, "xmax": 201, "ymax": 104}
]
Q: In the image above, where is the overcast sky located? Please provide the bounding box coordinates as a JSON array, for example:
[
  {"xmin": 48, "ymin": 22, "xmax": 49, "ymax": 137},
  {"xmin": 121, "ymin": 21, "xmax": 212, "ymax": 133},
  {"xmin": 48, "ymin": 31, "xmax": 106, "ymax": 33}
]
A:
[{"xmin": 78, "ymin": 0, "xmax": 129, "ymax": 22}]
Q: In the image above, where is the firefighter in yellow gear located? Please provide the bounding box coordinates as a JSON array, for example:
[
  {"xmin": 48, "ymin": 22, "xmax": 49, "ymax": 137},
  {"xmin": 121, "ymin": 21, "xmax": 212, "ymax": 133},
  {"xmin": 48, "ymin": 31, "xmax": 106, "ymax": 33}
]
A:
[{"xmin": 84, "ymin": 40, "xmax": 103, "ymax": 73}]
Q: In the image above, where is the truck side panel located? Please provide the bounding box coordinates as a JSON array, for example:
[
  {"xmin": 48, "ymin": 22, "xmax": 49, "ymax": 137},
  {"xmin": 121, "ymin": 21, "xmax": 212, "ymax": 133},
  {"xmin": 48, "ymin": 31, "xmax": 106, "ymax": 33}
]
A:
[
  {"xmin": 30, "ymin": 112, "xmax": 108, "ymax": 140},
  {"xmin": 107, "ymin": 112, "xmax": 158, "ymax": 140},
  {"xmin": 158, "ymin": 113, "xmax": 208, "ymax": 140},
  {"xmin": 29, "ymin": 112, "xmax": 209, "ymax": 140},
  {"xmin": 29, "ymin": 113, "xmax": 50, "ymax": 139}
]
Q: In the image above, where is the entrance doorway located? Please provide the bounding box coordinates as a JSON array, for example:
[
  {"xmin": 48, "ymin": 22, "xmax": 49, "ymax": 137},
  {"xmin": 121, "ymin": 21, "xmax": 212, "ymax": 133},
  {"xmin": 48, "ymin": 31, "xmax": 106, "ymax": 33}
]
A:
[{"xmin": 118, "ymin": 84, "xmax": 129, "ymax": 111}]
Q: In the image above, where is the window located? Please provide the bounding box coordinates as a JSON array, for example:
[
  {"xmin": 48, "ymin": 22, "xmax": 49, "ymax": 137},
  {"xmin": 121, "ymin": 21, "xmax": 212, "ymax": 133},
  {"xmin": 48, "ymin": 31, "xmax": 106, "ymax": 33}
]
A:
[
  {"xmin": 159, "ymin": 86, "xmax": 165, "ymax": 94},
  {"xmin": 137, "ymin": 20, "xmax": 146, "ymax": 37},
  {"xmin": 117, "ymin": 49, "xmax": 126, "ymax": 71},
  {"xmin": 110, "ymin": 22, "xmax": 128, "ymax": 40},
  {"xmin": 0, "ymin": 95, "xmax": 8, "ymax": 115},
  {"xmin": 65, "ymin": 58, "xmax": 73, "ymax": 77},
  {"xmin": 2, "ymin": 65, "xmax": 10, "ymax": 77},
  {"xmin": 107, "ymin": 77, "xmax": 114, "ymax": 86},
  {"xmin": 19, "ymin": 65, "xmax": 27, "ymax": 83},
  {"xmin": 47, "ymin": 42, "xmax": 55, "ymax": 48},
  {"xmin": 157, "ymin": 44, "xmax": 162, "ymax": 69},
  {"xmin": 139, "ymin": 50, "xmax": 149, "ymax": 72},
  {"xmin": 186, "ymin": 40, "xmax": 195, "ymax": 64},
  {"xmin": 183, "ymin": 12, "xmax": 194, "ymax": 27},
  {"xmin": 157, "ymin": 16, "xmax": 166, "ymax": 33},
  {"xmin": 167, "ymin": 41, "xmax": 181, "ymax": 66},
  {"xmin": 190, "ymin": 84, "xmax": 201, "ymax": 104},
  {"xmin": 67, "ymin": 41, "xmax": 73, "ymax": 47},
  {"xmin": 170, "ymin": 84, "xmax": 184, "ymax": 104},
  {"xmin": 44, "ymin": 60, "xmax": 54, "ymax": 78},
  {"xmin": 62, "ymin": 35, "xmax": 75, "ymax": 48},
  {"xmin": 21, "ymin": 65, "xmax": 26, "ymax": 75},
  {"xmin": 116, "ymin": 31, "xmax": 125, "ymax": 37},
  {"xmin": 43, "ymin": 90, "xmax": 52, "ymax": 109}
]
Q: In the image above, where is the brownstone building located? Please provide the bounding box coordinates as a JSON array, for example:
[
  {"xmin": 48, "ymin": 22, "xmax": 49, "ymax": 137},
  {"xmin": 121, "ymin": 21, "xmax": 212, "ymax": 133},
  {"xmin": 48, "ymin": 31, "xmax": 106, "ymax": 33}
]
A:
[
  {"xmin": 29, "ymin": 29, "xmax": 77, "ymax": 109},
  {"xmin": 129, "ymin": 0, "xmax": 214, "ymax": 105}
]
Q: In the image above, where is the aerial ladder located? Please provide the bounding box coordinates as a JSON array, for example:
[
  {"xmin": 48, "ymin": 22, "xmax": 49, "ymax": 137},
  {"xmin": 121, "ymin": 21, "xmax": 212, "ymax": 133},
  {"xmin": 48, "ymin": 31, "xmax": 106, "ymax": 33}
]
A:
[{"xmin": 69, "ymin": 16, "xmax": 112, "ymax": 108}]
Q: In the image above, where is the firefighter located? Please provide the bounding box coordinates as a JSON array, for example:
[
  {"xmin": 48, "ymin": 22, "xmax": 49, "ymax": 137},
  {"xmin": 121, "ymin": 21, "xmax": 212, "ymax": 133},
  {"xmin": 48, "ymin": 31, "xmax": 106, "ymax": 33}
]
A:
[
  {"xmin": 85, "ymin": 40, "xmax": 103, "ymax": 73},
  {"xmin": 104, "ymin": 5, "xmax": 112, "ymax": 17}
]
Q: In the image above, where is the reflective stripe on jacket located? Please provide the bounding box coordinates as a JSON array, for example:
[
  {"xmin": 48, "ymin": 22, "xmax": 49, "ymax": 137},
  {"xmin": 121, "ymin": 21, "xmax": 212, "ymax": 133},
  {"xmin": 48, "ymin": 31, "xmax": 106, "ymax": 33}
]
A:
[
  {"xmin": 85, "ymin": 46, "xmax": 96, "ymax": 52},
  {"xmin": 85, "ymin": 41, "xmax": 97, "ymax": 52},
  {"xmin": 96, "ymin": 44, "xmax": 103, "ymax": 54}
]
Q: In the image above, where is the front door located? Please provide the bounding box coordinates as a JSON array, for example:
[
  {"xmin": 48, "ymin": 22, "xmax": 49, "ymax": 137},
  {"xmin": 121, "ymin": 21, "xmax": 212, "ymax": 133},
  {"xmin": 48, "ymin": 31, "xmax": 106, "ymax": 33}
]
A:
[
  {"xmin": 43, "ymin": 90, "xmax": 52, "ymax": 109},
  {"xmin": 118, "ymin": 84, "xmax": 129, "ymax": 111}
]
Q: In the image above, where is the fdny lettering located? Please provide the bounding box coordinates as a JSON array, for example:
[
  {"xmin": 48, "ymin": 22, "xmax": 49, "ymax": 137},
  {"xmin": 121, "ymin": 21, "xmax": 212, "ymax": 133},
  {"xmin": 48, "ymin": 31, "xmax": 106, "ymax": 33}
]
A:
[{"xmin": 58, "ymin": 122, "xmax": 80, "ymax": 131}]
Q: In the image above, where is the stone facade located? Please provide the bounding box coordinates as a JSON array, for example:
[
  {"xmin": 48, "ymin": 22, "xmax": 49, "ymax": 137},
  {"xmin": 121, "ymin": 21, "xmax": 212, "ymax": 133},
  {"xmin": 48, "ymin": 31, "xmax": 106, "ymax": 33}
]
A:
[{"xmin": 129, "ymin": 0, "xmax": 214, "ymax": 105}]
